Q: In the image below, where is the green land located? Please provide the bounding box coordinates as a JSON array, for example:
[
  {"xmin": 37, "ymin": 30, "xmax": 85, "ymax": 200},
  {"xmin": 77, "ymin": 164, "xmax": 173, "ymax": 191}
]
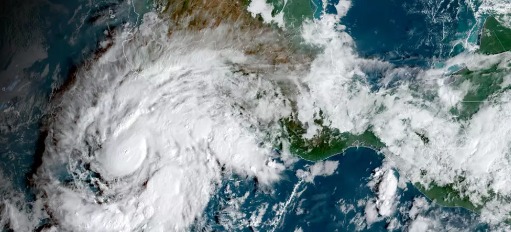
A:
[
  {"xmin": 281, "ymin": 116, "xmax": 486, "ymax": 211},
  {"xmin": 270, "ymin": 4, "xmax": 511, "ymax": 218},
  {"xmin": 480, "ymin": 16, "xmax": 511, "ymax": 54},
  {"xmin": 281, "ymin": 116, "xmax": 479, "ymax": 210},
  {"xmin": 266, "ymin": 0, "xmax": 314, "ymax": 28},
  {"xmin": 416, "ymin": 183, "xmax": 480, "ymax": 211},
  {"xmin": 450, "ymin": 65, "xmax": 507, "ymax": 121},
  {"xmin": 282, "ymin": 116, "xmax": 385, "ymax": 161},
  {"xmin": 419, "ymin": 15, "xmax": 511, "ymax": 210},
  {"xmin": 282, "ymin": 64, "xmax": 511, "ymax": 212}
]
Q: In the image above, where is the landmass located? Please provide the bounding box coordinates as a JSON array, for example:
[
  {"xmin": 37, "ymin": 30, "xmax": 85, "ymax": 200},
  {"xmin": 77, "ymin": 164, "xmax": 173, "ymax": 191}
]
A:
[
  {"xmin": 266, "ymin": 0, "xmax": 314, "ymax": 28},
  {"xmin": 280, "ymin": 14, "xmax": 511, "ymax": 214},
  {"xmin": 415, "ymin": 183, "xmax": 480, "ymax": 211},
  {"xmin": 450, "ymin": 64, "xmax": 508, "ymax": 121},
  {"xmin": 281, "ymin": 114, "xmax": 385, "ymax": 161},
  {"xmin": 480, "ymin": 16, "xmax": 511, "ymax": 54},
  {"xmin": 162, "ymin": 0, "xmax": 511, "ymax": 218},
  {"xmin": 281, "ymin": 114, "xmax": 492, "ymax": 212}
]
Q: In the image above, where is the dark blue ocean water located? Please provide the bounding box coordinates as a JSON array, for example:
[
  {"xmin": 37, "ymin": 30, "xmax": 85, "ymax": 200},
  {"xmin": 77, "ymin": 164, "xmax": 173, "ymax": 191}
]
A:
[
  {"xmin": 314, "ymin": 0, "xmax": 483, "ymax": 67},
  {"xmin": 198, "ymin": 147, "xmax": 483, "ymax": 231},
  {"xmin": 343, "ymin": 0, "xmax": 477, "ymax": 66},
  {"xmin": 198, "ymin": 0, "xmax": 489, "ymax": 230},
  {"xmin": 0, "ymin": 0, "xmax": 149, "ymax": 196}
]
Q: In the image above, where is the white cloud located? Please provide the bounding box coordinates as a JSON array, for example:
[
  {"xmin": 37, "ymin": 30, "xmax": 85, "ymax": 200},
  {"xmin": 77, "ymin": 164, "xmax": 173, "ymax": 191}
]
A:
[
  {"xmin": 375, "ymin": 169, "xmax": 398, "ymax": 217},
  {"xmin": 16, "ymin": 1, "xmax": 511, "ymax": 230},
  {"xmin": 34, "ymin": 13, "xmax": 289, "ymax": 231},
  {"xmin": 408, "ymin": 216, "xmax": 434, "ymax": 232},
  {"xmin": 296, "ymin": 160, "xmax": 339, "ymax": 183},
  {"xmin": 295, "ymin": 13, "xmax": 511, "ymax": 220},
  {"xmin": 408, "ymin": 197, "xmax": 430, "ymax": 220},
  {"xmin": 247, "ymin": 0, "xmax": 285, "ymax": 27},
  {"xmin": 365, "ymin": 166, "xmax": 399, "ymax": 226},
  {"xmin": 0, "ymin": 172, "xmax": 45, "ymax": 231},
  {"xmin": 364, "ymin": 200, "xmax": 381, "ymax": 226}
]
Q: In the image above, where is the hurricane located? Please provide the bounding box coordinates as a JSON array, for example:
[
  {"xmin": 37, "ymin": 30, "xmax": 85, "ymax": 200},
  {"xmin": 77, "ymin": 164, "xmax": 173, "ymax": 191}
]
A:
[{"xmin": 2, "ymin": 0, "xmax": 511, "ymax": 231}]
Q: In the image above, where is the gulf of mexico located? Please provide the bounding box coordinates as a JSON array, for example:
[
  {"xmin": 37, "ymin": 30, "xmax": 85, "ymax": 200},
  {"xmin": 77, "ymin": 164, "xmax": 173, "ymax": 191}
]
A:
[{"xmin": 313, "ymin": 0, "xmax": 480, "ymax": 67}]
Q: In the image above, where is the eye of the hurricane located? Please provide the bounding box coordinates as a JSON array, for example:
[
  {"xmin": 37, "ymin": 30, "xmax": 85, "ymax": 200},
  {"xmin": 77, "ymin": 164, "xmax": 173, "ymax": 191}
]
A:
[{"xmin": 96, "ymin": 131, "xmax": 147, "ymax": 178}]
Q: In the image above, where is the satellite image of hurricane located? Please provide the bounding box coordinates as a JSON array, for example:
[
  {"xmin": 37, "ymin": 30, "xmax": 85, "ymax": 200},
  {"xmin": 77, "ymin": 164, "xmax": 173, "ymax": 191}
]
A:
[{"xmin": 2, "ymin": 0, "xmax": 511, "ymax": 231}]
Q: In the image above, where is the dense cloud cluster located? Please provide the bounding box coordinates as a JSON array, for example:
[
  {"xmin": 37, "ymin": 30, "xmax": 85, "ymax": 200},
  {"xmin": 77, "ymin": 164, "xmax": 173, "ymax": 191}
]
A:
[{"xmin": 2, "ymin": 0, "xmax": 511, "ymax": 230}]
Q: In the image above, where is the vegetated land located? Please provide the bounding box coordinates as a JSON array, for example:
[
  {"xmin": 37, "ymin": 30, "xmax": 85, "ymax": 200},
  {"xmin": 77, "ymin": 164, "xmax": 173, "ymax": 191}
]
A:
[
  {"xmin": 415, "ymin": 183, "xmax": 480, "ymax": 211},
  {"xmin": 480, "ymin": 16, "xmax": 511, "ymax": 55},
  {"xmin": 283, "ymin": 115, "xmax": 485, "ymax": 211},
  {"xmin": 423, "ymin": 15, "xmax": 511, "ymax": 211},
  {"xmin": 266, "ymin": 0, "xmax": 314, "ymax": 28},
  {"xmin": 450, "ymin": 65, "xmax": 507, "ymax": 121},
  {"xmin": 282, "ymin": 116, "xmax": 385, "ymax": 161},
  {"xmin": 162, "ymin": 0, "xmax": 511, "ymax": 217}
]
